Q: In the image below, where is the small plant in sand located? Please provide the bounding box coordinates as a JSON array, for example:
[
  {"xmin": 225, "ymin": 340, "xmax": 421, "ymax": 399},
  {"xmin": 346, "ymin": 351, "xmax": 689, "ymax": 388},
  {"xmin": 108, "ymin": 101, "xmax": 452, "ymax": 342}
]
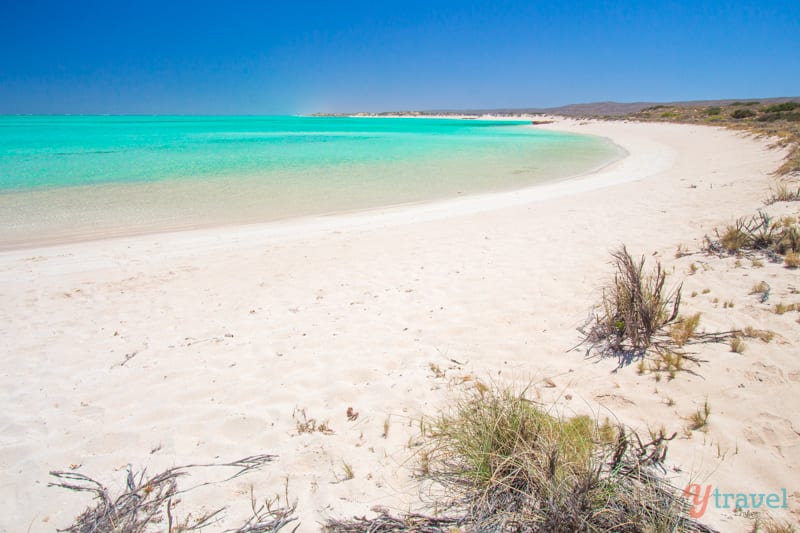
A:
[
  {"xmin": 751, "ymin": 514, "xmax": 799, "ymax": 533},
  {"xmin": 730, "ymin": 335, "xmax": 746, "ymax": 353},
  {"xmin": 764, "ymin": 183, "xmax": 800, "ymax": 205},
  {"xmin": 742, "ymin": 326, "xmax": 775, "ymax": 343},
  {"xmin": 688, "ymin": 400, "xmax": 711, "ymax": 431},
  {"xmin": 51, "ymin": 455, "xmax": 298, "ymax": 532},
  {"xmin": 774, "ymin": 302, "xmax": 800, "ymax": 315},
  {"xmin": 750, "ymin": 281, "xmax": 771, "ymax": 302},
  {"xmin": 709, "ymin": 210, "xmax": 800, "ymax": 258},
  {"xmin": 670, "ymin": 313, "xmax": 702, "ymax": 347},
  {"xmin": 582, "ymin": 245, "xmax": 682, "ymax": 357},
  {"xmin": 340, "ymin": 462, "xmax": 354, "ymax": 481},
  {"xmin": 675, "ymin": 243, "xmax": 690, "ymax": 258},
  {"xmin": 326, "ymin": 383, "xmax": 712, "ymax": 532},
  {"xmin": 785, "ymin": 251, "xmax": 800, "ymax": 268},
  {"xmin": 652, "ymin": 350, "xmax": 685, "ymax": 380},
  {"xmin": 293, "ymin": 408, "xmax": 335, "ymax": 435},
  {"xmin": 428, "ymin": 361, "xmax": 446, "ymax": 378}
]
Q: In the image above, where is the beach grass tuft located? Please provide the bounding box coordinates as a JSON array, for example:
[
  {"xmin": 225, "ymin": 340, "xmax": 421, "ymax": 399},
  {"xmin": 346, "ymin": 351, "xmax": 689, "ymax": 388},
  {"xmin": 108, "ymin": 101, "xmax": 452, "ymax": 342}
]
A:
[
  {"xmin": 688, "ymin": 400, "xmax": 711, "ymax": 431},
  {"xmin": 326, "ymin": 384, "xmax": 714, "ymax": 532},
  {"xmin": 583, "ymin": 245, "xmax": 682, "ymax": 357},
  {"xmin": 730, "ymin": 335, "xmax": 746, "ymax": 353},
  {"xmin": 764, "ymin": 183, "xmax": 800, "ymax": 205},
  {"xmin": 670, "ymin": 313, "xmax": 702, "ymax": 347}
]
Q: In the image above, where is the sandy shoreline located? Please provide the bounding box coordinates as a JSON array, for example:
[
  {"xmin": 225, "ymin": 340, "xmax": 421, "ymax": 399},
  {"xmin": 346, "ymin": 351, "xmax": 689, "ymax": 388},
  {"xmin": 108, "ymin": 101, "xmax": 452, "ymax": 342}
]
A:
[{"xmin": 1, "ymin": 119, "xmax": 798, "ymax": 531}]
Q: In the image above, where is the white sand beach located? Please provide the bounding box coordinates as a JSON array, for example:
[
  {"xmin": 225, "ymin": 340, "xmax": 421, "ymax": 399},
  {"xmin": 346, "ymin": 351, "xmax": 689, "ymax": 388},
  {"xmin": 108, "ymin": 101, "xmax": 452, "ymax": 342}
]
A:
[{"xmin": 1, "ymin": 119, "xmax": 797, "ymax": 531}]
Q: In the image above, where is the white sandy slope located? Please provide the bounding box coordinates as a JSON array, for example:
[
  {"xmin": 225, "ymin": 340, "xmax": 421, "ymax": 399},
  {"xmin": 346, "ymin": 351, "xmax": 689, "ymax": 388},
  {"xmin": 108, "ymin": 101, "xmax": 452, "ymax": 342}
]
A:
[{"xmin": 1, "ymin": 119, "xmax": 798, "ymax": 531}]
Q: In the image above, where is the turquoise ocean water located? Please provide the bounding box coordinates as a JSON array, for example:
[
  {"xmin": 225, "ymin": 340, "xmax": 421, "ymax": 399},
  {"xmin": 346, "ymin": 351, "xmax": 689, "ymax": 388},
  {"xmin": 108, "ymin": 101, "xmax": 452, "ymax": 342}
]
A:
[{"xmin": 0, "ymin": 116, "xmax": 620, "ymax": 247}]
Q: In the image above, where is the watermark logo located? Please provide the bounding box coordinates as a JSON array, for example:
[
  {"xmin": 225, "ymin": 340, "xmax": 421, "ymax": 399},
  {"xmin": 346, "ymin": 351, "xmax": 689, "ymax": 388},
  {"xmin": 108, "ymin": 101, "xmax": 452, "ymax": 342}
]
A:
[{"xmin": 684, "ymin": 484, "xmax": 788, "ymax": 518}]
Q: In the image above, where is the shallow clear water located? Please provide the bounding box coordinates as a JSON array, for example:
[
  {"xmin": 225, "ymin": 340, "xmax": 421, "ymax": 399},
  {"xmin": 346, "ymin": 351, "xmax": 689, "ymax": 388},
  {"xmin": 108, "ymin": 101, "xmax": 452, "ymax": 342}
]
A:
[{"xmin": 0, "ymin": 116, "xmax": 620, "ymax": 247}]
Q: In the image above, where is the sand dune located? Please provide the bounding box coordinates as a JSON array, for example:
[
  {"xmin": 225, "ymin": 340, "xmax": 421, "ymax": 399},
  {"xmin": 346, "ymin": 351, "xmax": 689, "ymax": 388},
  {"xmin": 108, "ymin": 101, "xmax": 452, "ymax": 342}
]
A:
[{"xmin": 1, "ymin": 119, "xmax": 797, "ymax": 531}]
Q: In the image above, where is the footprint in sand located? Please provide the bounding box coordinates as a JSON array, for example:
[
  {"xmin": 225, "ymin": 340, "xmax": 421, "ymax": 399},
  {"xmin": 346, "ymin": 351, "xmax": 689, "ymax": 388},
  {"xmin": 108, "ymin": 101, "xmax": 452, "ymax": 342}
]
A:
[
  {"xmin": 593, "ymin": 393, "xmax": 634, "ymax": 408},
  {"xmin": 743, "ymin": 412, "xmax": 800, "ymax": 457},
  {"xmin": 744, "ymin": 362, "xmax": 787, "ymax": 385}
]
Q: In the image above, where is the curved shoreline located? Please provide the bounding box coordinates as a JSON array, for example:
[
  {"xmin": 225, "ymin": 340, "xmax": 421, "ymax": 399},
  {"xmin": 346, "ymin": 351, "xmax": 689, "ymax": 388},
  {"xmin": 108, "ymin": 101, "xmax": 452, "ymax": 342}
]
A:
[
  {"xmin": 1, "ymin": 118, "xmax": 663, "ymax": 255},
  {"xmin": 0, "ymin": 120, "xmax": 621, "ymax": 251}
]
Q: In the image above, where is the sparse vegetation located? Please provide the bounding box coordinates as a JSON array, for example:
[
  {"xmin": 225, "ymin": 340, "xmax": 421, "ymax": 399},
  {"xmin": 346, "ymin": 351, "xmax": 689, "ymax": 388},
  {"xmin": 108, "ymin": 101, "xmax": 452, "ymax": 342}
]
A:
[
  {"xmin": 742, "ymin": 326, "xmax": 775, "ymax": 343},
  {"xmin": 327, "ymin": 385, "xmax": 713, "ymax": 532},
  {"xmin": 619, "ymin": 99, "xmax": 800, "ymax": 175},
  {"xmin": 774, "ymin": 302, "xmax": 800, "ymax": 315},
  {"xmin": 340, "ymin": 461, "xmax": 354, "ymax": 481},
  {"xmin": 751, "ymin": 514, "xmax": 798, "ymax": 533},
  {"xmin": 688, "ymin": 400, "xmax": 711, "ymax": 431},
  {"xmin": 730, "ymin": 335, "xmax": 746, "ymax": 353},
  {"xmin": 751, "ymin": 281, "xmax": 771, "ymax": 299},
  {"xmin": 708, "ymin": 210, "xmax": 800, "ymax": 258},
  {"xmin": 293, "ymin": 408, "xmax": 334, "ymax": 435},
  {"xmin": 50, "ymin": 456, "xmax": 298, "ymax": 532},
  {"xmin": 583, "ymin": 245, "xmax": 682, "ymax": 356},
  {"xmin": 764, "ymin": 183, "xmax": 800, "ymax": 205},
  {"xmin": 670, "ymin": 313, "xmax": 702, "ymax": 347},
  {"xmin": 785, "ymin": 251, "xmax": 800, "ymax": 268}
]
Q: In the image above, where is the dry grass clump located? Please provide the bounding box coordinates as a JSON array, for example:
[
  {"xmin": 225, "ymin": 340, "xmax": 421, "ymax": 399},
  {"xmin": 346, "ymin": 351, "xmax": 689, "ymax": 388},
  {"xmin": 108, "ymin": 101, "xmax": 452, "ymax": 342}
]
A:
[
  {"xmin": 785, "ymin": 251, "xmax": 800, "ymax": 268},
  {"xmin": 751, "ymin": 514, "xmax": 799, "ymax": 533},
  {"xmin": 764, "ymin": 183, "xmax": 800, "ymax": 205},
  {"xmin": 688, "ymin": 400, "xmax": 712, "ymax": 432},
  {"xmin": 774, "ymin": 302, "xmax": 800, "ymax": 315},
  {"xmin": 708, "ymin": 211, "xmax": 800, "ymax": 257},
  {"xmin": 50, "ymin": 455, "xmax": 297, "ymax": 533},
  {"xmin": 742, "ymin": 326, "xmax": 776, "ymax": 343},
  {"xmin": 583, "ymin": 245, "xmax": 682, "ymax": 357},
  {"xmin": 750, "ymin": 281, "xmax": 771, "ymax": 302},
  {"xmin": 650, "ymin": 350, "xmax": 686, "ymax": 380},
  {"xmin": 751, "ymin": 511, "xmax": 799, "ymax": 533},
  {"xmin": 730, "ymin": 336, "xmax": 746, "ymax": 353},
  {"xmin": 670, "ymin": 313, "xmax": 702, "ymax": 347},
  {"xmin": 327, "ymin": 385, "xmax": 715, "ymax": 532},
  {"xmin": 293, "ymin": 407, "xmax": 334, "ymax": 435}
]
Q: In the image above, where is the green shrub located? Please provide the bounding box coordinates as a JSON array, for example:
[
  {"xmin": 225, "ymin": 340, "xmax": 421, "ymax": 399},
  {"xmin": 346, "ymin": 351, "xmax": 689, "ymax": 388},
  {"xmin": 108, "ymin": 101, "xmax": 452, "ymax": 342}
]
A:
[
  {"xmin": 731, "ymin": 108, "xmax": 757, "ymax": 119},
  {"xmin": 764, "ymin": 102, "xmax": 800, "ymax": 113},
  {"xmin": 758, "ymin": 111, "xmax": 800, "ymax": 122},
  {"xmin": 402, "ymin": 386, "xmax": 696, "ymax": 531}
]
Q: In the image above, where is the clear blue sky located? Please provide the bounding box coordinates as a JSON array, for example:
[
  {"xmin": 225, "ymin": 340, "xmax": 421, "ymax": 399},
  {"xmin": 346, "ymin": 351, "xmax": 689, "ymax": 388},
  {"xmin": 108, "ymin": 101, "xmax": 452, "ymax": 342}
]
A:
[{"xmin": 1, "ymin": 0, "xmax": 798, "ymax": 114}]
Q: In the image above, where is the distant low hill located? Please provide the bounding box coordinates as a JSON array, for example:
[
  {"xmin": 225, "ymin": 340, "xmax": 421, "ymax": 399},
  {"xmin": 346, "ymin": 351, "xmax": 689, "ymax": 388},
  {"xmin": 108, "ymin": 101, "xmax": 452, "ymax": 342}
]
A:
[
  {"xmin": 424, "ymin": 96, "xmax": 800, "ymax": 117},
  {"xmin": 318, "ymin": 97, "xmax": 800, "ymax": 118}
]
